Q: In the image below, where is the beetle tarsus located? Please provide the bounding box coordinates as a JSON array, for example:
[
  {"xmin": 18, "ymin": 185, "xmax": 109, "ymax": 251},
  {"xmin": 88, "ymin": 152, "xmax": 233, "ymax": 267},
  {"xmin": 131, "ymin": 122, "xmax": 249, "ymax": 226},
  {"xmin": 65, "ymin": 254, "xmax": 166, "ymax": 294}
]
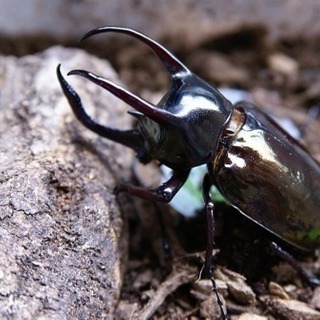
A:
[
  {"xmin": 210, "ymin": 276, "xmax": 228, "ymax": 320},
  {"xmin": 116, "ymin": 169, "xmax": 190, "ymax": 203}
]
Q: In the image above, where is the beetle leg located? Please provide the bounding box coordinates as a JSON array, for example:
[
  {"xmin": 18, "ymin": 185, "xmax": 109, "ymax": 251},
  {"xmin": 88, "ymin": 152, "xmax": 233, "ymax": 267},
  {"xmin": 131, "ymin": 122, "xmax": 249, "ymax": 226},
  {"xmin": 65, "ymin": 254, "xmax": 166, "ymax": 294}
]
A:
[
  {"xmin": 201, "ymin": 173, "xmax": 216, "ymax": 279},
  {"xmin": 153, "ymin": 203, "xmax": 172, "ymax": 261},
  {"xmin": 201, "ymin": 175, "xmax": 216, "ymax": 270},
  {"xmin": 201, "ymin": 173, "xmax": 228, "ymax": 320},
  {"xmin": 117, "ymin": 169, "xmax": 190, "ymax": 203},
  {"xmin": 270, "ymin": 242, "xmax": 320, "ymax": 285},
  {"xmin": 57, "ymin": 65, "xmax": 149, "ymax": 160}
]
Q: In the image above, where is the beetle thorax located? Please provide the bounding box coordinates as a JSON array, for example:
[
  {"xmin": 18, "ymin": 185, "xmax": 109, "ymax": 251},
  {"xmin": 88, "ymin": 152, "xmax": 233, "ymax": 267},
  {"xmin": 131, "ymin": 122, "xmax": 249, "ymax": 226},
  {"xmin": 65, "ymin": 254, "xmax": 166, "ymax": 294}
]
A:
[{"xmin": 138, "ymin": 75, "xmax": 233, "ymax": 170}]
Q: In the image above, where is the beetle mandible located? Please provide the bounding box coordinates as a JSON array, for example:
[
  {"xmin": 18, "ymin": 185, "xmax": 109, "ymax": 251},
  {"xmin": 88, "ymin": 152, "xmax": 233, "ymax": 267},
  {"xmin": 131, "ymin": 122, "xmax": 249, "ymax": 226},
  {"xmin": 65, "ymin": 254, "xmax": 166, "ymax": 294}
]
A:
[{"xmin": 57, "ymin": 26, "xmax": 320, "ymax": 318}]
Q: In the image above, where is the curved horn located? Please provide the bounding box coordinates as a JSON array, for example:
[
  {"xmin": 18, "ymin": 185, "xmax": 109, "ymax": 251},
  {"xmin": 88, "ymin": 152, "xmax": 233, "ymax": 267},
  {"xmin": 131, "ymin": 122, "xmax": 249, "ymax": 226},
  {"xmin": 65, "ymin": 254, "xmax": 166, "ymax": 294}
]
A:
[
  {"xmin": 56, "ymin": 64, "xmax": 146, "ymax": 153},
  {"xmin": 81, "ymin": 26, "xmax": 189, "ymax": 77},
  {"xmin": 68, "ymin": 69, "xmax": 178, "ymax": 125}
]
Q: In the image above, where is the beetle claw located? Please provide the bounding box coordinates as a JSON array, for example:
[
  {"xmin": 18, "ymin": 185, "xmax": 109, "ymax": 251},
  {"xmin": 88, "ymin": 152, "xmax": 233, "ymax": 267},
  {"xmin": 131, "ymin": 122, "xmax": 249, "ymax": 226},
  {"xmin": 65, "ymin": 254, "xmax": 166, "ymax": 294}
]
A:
[{"xmin": 115, "ymin": 169, "xmax": 190, "ymax": 203}]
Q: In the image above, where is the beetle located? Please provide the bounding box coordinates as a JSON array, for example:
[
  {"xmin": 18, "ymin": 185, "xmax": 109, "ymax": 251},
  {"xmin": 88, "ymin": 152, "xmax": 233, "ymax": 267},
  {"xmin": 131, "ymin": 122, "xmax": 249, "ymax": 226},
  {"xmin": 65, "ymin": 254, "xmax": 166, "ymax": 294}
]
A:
[{"xmin": 57, "ymin": 26, "xmax": 320, "ymax": 319}]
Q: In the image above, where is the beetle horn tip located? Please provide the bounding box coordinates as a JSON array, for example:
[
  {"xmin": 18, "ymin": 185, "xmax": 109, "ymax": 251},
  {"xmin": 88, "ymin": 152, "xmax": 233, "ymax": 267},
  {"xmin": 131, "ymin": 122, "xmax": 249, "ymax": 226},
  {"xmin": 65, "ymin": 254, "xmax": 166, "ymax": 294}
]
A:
[
  {"xmin": 67, "ymin": 69, "xmax": 89, "ymax": 77},
  {"xmin": 56, "ymin": 64, "xmax": 65, "ymax": 80},
  {"xmin": 81, "ymin": 26, "xmax": 110, "ymax": 42},
  {"xmin": 80, "ymin": 32, "xmax": 91, "ymax": 42}
]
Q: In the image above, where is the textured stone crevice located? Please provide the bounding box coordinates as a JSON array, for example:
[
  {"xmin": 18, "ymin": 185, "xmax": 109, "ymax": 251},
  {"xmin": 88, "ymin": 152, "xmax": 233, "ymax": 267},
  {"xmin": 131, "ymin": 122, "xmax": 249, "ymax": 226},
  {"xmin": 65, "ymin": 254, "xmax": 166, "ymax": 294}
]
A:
[{"xmin": 0, "ymin": 47, "xmax": 133, "ymax": 319}]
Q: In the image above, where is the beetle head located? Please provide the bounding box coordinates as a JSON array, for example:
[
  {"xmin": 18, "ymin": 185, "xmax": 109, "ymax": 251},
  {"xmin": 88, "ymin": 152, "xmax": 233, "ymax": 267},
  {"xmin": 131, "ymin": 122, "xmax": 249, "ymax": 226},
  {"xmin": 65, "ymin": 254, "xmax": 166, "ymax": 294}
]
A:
[
  {"xmin": 134, "ymin": 73, "xmax": 234, "ymax": 169},
  {"xmin": 65, "ymin": 27, "xmax": 233, "ymax": 170}
]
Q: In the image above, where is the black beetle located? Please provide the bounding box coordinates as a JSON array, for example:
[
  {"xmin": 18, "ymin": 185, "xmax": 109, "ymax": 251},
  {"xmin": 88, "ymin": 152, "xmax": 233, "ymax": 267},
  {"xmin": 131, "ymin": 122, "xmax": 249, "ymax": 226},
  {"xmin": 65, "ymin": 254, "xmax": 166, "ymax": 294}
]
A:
[{"xmin": 57, "ymin": 26, "xmax": 320, "ymax": 319}]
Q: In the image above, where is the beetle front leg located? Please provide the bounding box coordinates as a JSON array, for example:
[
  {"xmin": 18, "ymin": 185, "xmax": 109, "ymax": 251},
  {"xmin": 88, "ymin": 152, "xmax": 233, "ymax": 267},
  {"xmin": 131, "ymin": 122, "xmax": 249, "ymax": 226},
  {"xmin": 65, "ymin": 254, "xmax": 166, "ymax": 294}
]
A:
[
  {"xmin": 200, "ymin": 173, "xmax": 216, "ymax": 279},
  {"xmin": 117, "ymin": 169, "xmax": 190, "ymax": 203}
]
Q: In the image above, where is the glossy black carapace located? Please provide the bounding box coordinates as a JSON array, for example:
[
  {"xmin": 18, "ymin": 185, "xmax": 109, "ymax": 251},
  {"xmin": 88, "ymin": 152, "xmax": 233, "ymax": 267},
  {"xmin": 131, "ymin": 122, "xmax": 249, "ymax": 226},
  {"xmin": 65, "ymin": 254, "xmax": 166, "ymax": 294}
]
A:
[{"xmin": 57, "ymin": 26, "xmax": 320, "ymax": 319}]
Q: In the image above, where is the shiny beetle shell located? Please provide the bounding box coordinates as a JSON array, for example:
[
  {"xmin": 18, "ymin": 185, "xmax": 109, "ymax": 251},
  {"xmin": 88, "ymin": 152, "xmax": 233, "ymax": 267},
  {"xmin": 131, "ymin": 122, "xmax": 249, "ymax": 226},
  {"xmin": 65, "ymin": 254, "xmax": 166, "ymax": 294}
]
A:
[{"xmin": 212, "ymin": 103, "xmax": 320, "ymax": 250}]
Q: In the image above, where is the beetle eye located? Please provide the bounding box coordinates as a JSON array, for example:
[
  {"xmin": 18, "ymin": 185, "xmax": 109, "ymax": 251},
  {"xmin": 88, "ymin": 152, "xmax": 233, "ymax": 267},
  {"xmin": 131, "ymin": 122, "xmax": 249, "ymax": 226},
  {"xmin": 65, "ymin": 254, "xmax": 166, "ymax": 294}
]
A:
[{"xmin": 140, "ymin": 117, "xmax": 163, "ymax": 144}]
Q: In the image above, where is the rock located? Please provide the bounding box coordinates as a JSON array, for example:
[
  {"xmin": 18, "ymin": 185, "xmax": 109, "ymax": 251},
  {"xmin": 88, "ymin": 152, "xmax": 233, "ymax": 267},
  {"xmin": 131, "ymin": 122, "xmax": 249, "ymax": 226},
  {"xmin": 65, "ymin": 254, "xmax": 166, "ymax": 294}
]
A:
[
  {"xmin": 261, "ymin": 296, "xmax": 320, "ymax": 320},
  {"xmin": 0, "ymin": 46, "xmax": 133, "ymax": 319},
  {"xmin": 268, "ymin": 281, "xmax": 290, "ymax": 300},
  {"xmin": 267, "ymin": 52, "xmax": 299, "ymax": 76},
  {"xmin": 311, "ymin": 286, "xmax": 320, "ymax": 310},
  {"xmin": 215, "ymin": 268, "xmax": 256, "ymax": 305},
  {"xmin": 238, "ymin": 313, "xmax": 268, "ymax": 320}
]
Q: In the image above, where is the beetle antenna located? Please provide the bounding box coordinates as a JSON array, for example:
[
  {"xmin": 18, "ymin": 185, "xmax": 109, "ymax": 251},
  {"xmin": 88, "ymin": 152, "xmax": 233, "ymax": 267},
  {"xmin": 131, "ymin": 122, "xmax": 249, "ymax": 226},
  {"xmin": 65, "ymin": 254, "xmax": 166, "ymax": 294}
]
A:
[
  {"xmin": 81, "ymin": 26, "xmax": 189, "ymax": 78},
  {"xmin": 68, "ymin": 69, "xmax": 178, "ymax": 126}
]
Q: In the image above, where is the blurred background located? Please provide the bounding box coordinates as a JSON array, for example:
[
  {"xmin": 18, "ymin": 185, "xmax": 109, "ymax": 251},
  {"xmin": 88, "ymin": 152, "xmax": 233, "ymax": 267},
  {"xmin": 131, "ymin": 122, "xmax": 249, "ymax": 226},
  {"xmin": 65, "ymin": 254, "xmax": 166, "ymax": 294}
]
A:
[{"xmin": 1, "ymin": 0, "xmax": 320, "ymax": 54}]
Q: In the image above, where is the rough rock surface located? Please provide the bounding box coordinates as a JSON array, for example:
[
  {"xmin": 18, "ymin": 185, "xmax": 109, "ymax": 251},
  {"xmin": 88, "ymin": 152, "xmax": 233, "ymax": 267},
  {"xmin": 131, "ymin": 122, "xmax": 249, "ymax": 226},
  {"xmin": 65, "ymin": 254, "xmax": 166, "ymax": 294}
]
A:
[{"xmin": 0, "ymin": 47, "xmax": 133, "ymax": 319}]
